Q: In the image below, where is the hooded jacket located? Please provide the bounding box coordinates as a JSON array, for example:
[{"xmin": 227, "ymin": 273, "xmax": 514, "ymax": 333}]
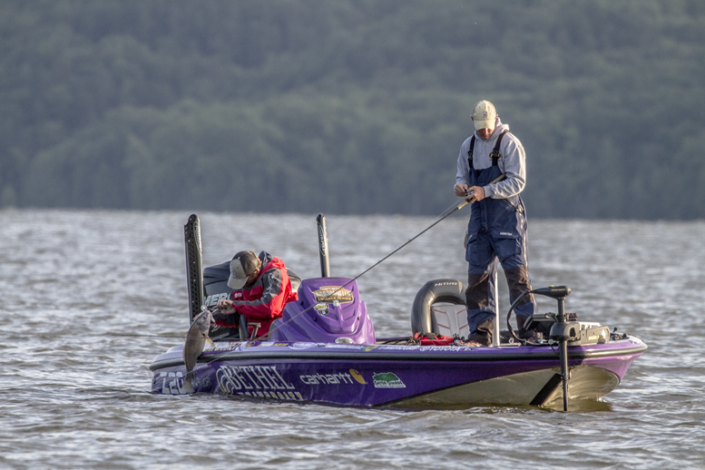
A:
[
  {"xmin": 455, "ymin": 117, "xmax": 529, "ymax": 242},
  {"xmin": 455, "ymin": 117, "xmax": 527, "ymax": 200}
]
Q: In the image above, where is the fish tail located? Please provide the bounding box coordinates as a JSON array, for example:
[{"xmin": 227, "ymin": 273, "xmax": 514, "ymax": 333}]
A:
[{"xmin": 182, "ymin": 371, "xmax": 196, "ymax": 393}]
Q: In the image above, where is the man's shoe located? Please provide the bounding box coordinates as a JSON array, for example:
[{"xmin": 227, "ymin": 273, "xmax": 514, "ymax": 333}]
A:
[{"xmin": 466, "ymin": 332, "xmax": 492, "ymax": 346}]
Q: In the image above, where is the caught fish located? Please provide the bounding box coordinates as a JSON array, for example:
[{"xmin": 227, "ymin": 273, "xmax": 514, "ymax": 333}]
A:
[{"xmin": 182, "ymin": 309, "xmax": 213, "ymax": 392}]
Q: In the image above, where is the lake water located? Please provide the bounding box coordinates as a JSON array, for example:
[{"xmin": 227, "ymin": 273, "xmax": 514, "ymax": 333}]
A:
[{"xmin": 0, "ymin": 209, "xmax": 703, "ymax": 469}]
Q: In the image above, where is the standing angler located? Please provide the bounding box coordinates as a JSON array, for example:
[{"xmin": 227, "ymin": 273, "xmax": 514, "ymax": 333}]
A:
[{"xmin": 454, "ymin": 100, "xmax": 537, "ymax": 345}]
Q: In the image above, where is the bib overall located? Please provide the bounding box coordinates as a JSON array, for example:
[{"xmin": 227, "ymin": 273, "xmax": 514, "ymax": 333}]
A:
[{"xmin": 465, "ymin": 132, "xmax": 536, "ymax": 344}]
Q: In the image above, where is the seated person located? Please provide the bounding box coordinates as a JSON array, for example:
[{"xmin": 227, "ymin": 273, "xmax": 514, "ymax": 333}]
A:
[{"xmin": 215, "ymin": 250, "xmax": 298, "ymax": 338}]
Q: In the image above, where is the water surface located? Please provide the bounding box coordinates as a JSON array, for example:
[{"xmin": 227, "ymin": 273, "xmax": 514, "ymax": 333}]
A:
[{"xmin": 0, "ymin": 210, "xmax": 703, "ymax": 469}]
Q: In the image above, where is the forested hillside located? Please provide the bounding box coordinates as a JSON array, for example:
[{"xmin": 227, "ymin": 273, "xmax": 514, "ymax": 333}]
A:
[{"xmin": 1, "ymin": 0, "xmax": 704, "ymax": 219}]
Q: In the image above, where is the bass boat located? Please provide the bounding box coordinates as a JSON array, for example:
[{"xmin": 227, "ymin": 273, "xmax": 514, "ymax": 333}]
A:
[{"xmin": 150, "ymin": 215, "xmax": 647, "ymax": 411}]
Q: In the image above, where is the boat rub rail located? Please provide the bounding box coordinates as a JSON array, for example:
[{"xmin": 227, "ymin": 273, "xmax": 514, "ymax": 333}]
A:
[{"xmin": 149, "ymin": 337, "xmax": 646, "ymax": 371}]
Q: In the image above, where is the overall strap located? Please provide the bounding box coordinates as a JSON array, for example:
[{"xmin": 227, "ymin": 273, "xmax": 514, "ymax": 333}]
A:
[
  {"xmin": 467, "ymin": 135, "xmax": 476, "ymax": 170},
  {"xmin": 490, "ymin": 131, "xmax": 509, "ymax": 166}
]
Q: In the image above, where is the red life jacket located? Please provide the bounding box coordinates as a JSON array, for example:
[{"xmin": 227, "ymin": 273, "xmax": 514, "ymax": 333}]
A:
[{"xmin": 222, "ymin": 254, "xmax": 298, "ymax": 338}]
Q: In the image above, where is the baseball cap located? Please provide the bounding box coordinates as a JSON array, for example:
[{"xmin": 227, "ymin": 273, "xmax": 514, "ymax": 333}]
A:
[
  {"xmin": 228, "ymin": 251, "xmax": 261, "ymax": 289},
  {"xmin": 472, "ymin": 100, "xmax": 497, "ymax": 130}
]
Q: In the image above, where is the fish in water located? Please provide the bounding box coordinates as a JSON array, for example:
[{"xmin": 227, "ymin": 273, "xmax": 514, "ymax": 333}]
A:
[{"xmin": 182, "ymin": 309, "xmax": 213, "ymax": 392}]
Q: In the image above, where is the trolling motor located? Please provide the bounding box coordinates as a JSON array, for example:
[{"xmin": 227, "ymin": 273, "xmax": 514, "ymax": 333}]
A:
[
  {"xmin": 507, "ymin": 285, "xmax": 576, "ymax": 411},
  {"xmin": 535, "ymin": 286, "xmax": 575, "ymax": 412}
]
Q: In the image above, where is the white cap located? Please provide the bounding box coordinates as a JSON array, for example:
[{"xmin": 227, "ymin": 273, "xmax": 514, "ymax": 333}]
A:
[{"xmin": 472, "ymin": 100, "xmax": 497, "ymax": 130}]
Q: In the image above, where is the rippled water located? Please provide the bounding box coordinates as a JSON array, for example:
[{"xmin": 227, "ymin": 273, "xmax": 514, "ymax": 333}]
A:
[{"xmin": 1, "ymin": 209, "xmax": 703, "ymax": 469}]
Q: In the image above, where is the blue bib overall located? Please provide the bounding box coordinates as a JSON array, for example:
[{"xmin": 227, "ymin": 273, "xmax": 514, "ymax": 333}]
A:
[{"xmin": 465, "ymin": 132, "xmax": 536, "ymax": 338}]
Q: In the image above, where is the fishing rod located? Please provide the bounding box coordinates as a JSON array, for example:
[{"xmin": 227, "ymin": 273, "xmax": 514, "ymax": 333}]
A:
[
  {"xmin": 257, "ymin": 173, "xmax": 508, "ymax": 341},
  {"xmin": 346, "ymin": 173, "xmax": 507, "ymax": 281},
  {"xmin": 198, "ymin": 172, "xmax": 510, "ymax": 368}
]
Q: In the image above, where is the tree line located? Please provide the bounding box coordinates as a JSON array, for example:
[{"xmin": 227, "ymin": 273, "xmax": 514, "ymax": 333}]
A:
[{"xmin": 2, "ymin": 0, "xmax": 704, "ymax": 219}]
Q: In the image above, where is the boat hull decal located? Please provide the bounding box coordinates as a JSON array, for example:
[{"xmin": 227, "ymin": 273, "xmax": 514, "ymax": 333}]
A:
[{"xmin": 150, "ymin": 338, "xmax": 643, "ymax": 408}]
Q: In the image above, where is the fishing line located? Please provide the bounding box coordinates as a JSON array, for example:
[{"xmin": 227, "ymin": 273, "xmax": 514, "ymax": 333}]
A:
[
  {"xmin": 254, "ymin": 191, "xmax": 488, "ymax": 341},
  {"xmin": 213, "ymin": 174, "xmax": 506, "ymax": 346},
  {"xmin": 202, "ymin": 198, "xmax": 470, "ymax": 354}
]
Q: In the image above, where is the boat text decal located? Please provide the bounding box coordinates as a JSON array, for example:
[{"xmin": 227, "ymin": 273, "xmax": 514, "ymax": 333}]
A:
[
  {"xmin": 419, "ymin": 345, "xmax": 473, "ymax": 352},
  {"xmin": 154, "ymin": 370, "xmax": 214, "ymax": 395},
  {"xmin": 217, "ymin": 365, "xmax": 303, "ymax": 401},
  {"xmin": 324, "ymin": 343, "xmax": 366, "ymax": 350},
  {"xmin": 289, "ymin": 342, "xmax": 318, "ymax": 349},
  {"xmin": 299, "ymin": 368, "xmax": 367, "ymax": 385},
  {"xmin": 204, "ymin": 292, "xmax": 229, "ymax": 307},
  {"xmin": 313, "ymin": 286, "xmax": 354, "ymax": 303}
]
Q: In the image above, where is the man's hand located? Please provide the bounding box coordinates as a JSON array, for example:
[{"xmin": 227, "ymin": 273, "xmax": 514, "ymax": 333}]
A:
[
  {"xmin": 454, "ymin": 184, "xmax": 470, "ymax": 197},
  {"xmin": 216, "ymin": 299, "xmax": 236, "ymax": 314},
  {"xmin": 465, "ymin": 186, "xmax": 485, "ymax": 203}
]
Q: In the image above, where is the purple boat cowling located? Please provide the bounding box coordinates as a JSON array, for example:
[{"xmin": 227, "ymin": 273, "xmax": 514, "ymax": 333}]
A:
[{"xmin": 269, "ymin": 277, "xmax": 376, "ymax": 344}]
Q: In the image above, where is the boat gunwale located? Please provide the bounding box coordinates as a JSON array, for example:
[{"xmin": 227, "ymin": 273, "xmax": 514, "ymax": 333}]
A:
[{"xmin": 149, "ymin": 338, "xmax": 647, "ymax": 371}]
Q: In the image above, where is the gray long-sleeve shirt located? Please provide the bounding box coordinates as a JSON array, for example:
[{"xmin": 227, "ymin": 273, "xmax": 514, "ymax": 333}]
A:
[{"xmin": 455, "ymin": 117, "xmax": 527, "ymax": 199}]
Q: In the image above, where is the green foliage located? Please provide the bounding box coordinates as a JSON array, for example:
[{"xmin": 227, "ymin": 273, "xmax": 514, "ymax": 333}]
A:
[{"xmin": 2, "ymin": 0, "xmax": 705, "ymax": 219}]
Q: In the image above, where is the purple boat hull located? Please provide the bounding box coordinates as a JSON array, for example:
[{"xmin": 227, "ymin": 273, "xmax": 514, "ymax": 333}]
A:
[
  {"xmin": 167, "ymin": 216, "xmax": 646, "ymax": 409},
  {"xmin": 150, "ymin": 336, "xmax": 646, "ymax": 409}
]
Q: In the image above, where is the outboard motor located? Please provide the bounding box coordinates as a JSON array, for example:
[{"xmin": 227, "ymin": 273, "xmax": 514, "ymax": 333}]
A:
[
  {"xmin": 269, "ymin": 277, "xmax": 376, "ymax": 344},
  {"xmin": 203, "ymin": 261, "xmax": 233, "ymax": 307}
]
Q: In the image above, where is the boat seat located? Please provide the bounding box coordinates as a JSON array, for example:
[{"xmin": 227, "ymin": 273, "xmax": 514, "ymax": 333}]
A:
[{"xmin": 411, "ymin": 279, "xmax": 470, "ymax": 339}]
